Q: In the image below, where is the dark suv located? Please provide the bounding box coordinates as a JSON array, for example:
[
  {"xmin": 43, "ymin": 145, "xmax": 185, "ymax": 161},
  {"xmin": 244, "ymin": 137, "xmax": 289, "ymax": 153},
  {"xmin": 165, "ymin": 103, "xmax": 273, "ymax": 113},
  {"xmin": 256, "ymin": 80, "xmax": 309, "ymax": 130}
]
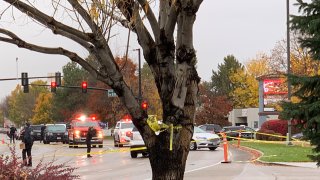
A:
[
  {"xmin": 43, "ymin": 124, "xmax": 68, "ymax": 144},
  {"xmin": 30, "ymin": 125, "xmax": 43, "ymax": 141},
  {"xmin": 221, "ymin": 126, "xmax": 256, "ymax": 140},
  {"xmin": 198, "ymin": 124, "xmax": 222, "ymax": 134}
]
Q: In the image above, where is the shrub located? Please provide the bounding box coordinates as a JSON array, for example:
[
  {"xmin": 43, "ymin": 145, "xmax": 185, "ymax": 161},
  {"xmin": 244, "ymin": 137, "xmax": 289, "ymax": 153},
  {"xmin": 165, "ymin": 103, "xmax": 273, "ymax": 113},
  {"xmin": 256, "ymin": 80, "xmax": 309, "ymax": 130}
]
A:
[
  {"xmin": 256, "ymin": 129, "xmax": 275, "ymax": 141},
  {"xmin": 0, "ymin": 145, "xmax": 79, "ymax": 180},
  {"xmin": 261, "ymin": 119, "xmax": 288, "ymax": 136},
  {"xmin": 256, "ymin": 129, "xmax": 285, "ymax": 141},
  {"xmin": 260, "ymin": 119, "xmax": 301, "ymax": 136}
]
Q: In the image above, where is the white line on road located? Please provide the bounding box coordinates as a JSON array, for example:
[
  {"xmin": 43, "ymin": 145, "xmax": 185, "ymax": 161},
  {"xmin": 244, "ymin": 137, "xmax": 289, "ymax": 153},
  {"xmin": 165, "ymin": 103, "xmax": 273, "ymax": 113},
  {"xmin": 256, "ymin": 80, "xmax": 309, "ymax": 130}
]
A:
[
  {"xmin": 185, "ymin": 161, "xmax": 222, "ymax": 173},
  {"xmin": 98, "ymin": 169, "xmax": 113, "ymax": 172}
]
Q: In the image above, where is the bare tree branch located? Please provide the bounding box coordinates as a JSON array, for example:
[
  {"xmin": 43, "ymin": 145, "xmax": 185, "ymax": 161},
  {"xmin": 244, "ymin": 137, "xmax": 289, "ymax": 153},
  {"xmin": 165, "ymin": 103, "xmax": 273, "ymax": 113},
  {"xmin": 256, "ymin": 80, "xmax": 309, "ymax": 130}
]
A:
[
  {"xmin": 0, "ymin": 28, "xmax": 108, "ymax": 83},
  {"xmin": 3, "ymin": 0, "xmax": 93, "ymax": 43},
  {"xmin": 165, "ymin": 2, "xmax": 178, "ymax": 41},
  {"xmin": 67, "ymin": 0, "xmax": 99, "ymax": 34},
  {"xmin": 137, "ymin": 0, "xmax": 160, "ymax": 42}
]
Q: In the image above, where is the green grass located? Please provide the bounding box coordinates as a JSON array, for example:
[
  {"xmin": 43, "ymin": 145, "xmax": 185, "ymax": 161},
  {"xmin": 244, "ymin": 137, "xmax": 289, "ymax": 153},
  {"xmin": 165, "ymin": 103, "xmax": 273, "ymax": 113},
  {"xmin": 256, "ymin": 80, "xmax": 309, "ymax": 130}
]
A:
[{"xmin": 237, "ymin": 141, "xmax": 314, "ymax": 162}]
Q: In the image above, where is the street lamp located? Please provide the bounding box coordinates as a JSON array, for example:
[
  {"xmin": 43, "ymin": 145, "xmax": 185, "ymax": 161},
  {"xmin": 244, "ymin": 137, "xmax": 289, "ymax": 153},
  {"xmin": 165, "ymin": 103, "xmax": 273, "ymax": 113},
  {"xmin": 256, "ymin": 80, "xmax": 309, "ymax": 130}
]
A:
[
  {"xmin": 134, "ymin": 48, "xmax": 142, "ymax": 104},
  {"xmin": 286, "ymin": 0, "xmax": 292, "ymax": 145}
]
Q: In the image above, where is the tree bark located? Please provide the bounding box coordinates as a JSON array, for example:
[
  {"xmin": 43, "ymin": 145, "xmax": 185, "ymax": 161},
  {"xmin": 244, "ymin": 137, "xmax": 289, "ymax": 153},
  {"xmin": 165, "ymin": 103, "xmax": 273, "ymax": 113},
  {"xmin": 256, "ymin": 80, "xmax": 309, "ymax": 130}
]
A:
[{"xmin": 0, "ymin": 1, "xmax": 203, "ymax": 179}]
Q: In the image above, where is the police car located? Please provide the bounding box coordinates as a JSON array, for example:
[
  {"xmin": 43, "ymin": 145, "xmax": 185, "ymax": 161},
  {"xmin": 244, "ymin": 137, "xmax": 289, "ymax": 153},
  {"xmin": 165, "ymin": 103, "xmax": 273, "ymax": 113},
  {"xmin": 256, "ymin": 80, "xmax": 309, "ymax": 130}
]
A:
[{"xmin": 113, "ymin": 115, "xmax": 134, "ymax": 147}]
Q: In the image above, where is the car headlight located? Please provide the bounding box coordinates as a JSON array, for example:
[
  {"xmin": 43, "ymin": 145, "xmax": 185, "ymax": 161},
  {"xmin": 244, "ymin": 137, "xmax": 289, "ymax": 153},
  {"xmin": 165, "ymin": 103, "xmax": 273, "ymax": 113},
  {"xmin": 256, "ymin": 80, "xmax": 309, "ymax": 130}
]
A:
[
  {"xmin": 48, "ymin": 132, "xmax": 53, "ymax": 136},
  {"xmin": 97, "ymin": 131, "xmax": 103, "ymax": 138},
  {"xmin": 75, "ymin": 130, "xmax": 80, "ymax": 138}
]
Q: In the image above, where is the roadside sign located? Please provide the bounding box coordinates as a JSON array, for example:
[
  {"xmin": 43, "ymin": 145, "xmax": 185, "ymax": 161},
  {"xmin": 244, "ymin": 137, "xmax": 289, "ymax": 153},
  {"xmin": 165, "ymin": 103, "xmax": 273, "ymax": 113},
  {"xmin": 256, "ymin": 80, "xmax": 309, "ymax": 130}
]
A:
[{"xmin": 107, "ymin": 89, "xmax": 117, "ymax": 97}]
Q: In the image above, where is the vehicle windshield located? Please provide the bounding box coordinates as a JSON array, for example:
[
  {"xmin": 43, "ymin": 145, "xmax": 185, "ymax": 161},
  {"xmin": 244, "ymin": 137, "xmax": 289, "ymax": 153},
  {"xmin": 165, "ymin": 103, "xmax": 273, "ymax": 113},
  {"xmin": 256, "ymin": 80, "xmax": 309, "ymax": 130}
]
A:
[
  {"xmin": 194, "ymin": 126, "xmax": 206, "ymax": 133},
  {"xmin": 47, "ymin": 125, "xmax": 66, "ymax": 131},
  {"xmin": 121, "ymin": 122, "xmax": 133, "ymax": 129},
  {"xmin": 75, "ymin": 121, "xmax": 99, "ymax": 127},
  {"xmin": 30, "ymin": 125, "xmax": 42, "ymax": 131}
]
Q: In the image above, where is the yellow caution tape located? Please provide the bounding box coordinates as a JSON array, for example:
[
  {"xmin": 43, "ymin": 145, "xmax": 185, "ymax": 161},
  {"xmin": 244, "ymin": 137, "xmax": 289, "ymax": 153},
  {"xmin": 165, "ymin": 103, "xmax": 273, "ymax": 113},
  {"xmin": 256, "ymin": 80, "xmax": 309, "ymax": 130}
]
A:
[{"xmin": 170, "ymin": 124, "xmax": 173, "ymax": 151}]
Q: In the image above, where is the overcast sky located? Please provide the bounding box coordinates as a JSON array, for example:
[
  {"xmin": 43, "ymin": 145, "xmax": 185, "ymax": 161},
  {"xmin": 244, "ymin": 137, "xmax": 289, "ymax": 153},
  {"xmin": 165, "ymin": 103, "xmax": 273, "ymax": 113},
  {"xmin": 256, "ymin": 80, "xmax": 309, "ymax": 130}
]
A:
[{"xmin": 0, "ymin": 0, "xmax": 300, "ymax": 101}]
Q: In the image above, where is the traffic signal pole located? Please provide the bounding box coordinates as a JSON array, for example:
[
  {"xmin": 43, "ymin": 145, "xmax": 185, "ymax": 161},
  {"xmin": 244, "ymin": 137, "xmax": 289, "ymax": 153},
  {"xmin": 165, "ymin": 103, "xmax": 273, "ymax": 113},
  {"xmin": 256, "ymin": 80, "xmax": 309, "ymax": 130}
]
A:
[{"xmin": 134, "ymin": 48, "xmax": 142, "ymax": 104}]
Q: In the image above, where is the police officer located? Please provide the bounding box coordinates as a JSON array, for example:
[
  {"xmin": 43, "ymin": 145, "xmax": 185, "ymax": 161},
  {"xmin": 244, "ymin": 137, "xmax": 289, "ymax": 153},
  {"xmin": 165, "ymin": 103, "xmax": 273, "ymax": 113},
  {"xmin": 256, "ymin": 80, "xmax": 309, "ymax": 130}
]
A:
[
  {"xmin": 40, "ymin": 124, "xmax": 46, "ymax": 143},
  {"xmin": 86, "ymin": 126, "xmax": 96, "ymax": 158},
  {"xmin": 21, "ymin": 122, "xmax": 34, "ymax": 166},
  {"xmin": 9, "ymin": 125, "xmax": 17, "ymax": 143}
]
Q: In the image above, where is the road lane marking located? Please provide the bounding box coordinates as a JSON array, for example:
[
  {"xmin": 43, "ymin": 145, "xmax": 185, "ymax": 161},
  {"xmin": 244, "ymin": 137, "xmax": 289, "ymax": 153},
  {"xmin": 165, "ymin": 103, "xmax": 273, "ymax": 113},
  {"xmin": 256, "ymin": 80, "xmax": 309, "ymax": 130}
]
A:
[
  {"xmin": 185, "ymin": 162, "xmax": 222, "ymax": 173},
  {"xmin": 98, "ymin": 169, "xmax": 113, "ymax": 172}
]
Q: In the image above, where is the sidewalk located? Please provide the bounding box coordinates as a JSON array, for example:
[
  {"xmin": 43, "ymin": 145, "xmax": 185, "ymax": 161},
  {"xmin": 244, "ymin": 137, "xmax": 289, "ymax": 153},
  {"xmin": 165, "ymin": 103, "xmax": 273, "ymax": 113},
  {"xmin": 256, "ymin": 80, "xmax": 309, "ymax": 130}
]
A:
[{"xmin": 272, "ymin": 162, "xmax": 318, "ymax": 168}]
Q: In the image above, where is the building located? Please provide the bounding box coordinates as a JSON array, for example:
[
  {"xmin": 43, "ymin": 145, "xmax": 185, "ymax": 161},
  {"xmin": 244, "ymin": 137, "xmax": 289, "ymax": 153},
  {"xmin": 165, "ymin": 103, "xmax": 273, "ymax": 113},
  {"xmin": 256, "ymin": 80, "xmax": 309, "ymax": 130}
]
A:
[{"xmin": 228, "ymin": 108, "xmax": 278, "ymax": 129}]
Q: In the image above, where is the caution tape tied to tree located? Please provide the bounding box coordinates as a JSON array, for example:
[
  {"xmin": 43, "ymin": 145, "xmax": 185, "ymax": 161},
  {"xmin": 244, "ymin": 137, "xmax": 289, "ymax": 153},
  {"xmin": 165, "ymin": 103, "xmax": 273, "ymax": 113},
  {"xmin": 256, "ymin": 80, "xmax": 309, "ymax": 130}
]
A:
[{"xmin": 146, "ymin": 115, "xmax": 182, "ymax": 151}]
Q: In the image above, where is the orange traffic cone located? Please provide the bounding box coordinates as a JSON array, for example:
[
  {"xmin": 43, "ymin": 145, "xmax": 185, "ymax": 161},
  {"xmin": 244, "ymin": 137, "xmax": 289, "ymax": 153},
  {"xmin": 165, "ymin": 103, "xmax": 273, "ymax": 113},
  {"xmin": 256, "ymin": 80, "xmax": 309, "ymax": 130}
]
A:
[
  {"xmin": 237, "ymin": 130, "xmax": 242, "ymax": 148},
  {"xmin": 221, "ymin": 132, "xmax": 231, "ymax": 163}
]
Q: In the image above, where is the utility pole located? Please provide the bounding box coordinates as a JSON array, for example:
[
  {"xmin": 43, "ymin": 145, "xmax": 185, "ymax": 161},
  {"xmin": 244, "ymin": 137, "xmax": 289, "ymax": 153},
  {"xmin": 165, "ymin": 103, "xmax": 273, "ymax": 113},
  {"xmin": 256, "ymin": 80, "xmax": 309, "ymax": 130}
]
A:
[
  {"xmin": 134, "ymin": 48, "xmax": 142, "ymax": 104},
  {"xmin": 286, "ymin": 0, "xmax": 292, "ymax": 145},
  {"xmin": 16, "ymin": 57, "xmax": 19, "ymax": 82}
]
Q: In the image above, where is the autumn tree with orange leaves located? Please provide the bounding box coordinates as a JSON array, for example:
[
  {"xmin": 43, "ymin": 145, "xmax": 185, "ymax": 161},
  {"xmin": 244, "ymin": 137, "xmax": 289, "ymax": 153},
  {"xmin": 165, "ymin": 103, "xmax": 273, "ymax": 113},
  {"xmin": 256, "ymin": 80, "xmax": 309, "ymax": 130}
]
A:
[{"xmin": 195, "ymin": 82, "xmax": 232, "ymax": 126}]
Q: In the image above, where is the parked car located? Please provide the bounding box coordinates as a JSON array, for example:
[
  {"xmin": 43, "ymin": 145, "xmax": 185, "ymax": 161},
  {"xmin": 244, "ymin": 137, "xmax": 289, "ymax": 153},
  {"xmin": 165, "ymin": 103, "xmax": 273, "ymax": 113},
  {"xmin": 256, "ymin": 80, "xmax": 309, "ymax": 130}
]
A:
[
  {"xmin": 30, "ymin": 125, "xmax": 43, "ymax": 141},
  {"xmin": 198, "ymin": 124, "xmax": 222, "ymax": 134},
  {"xmin": 0, "ymin": 127, "xmax": 9, "ymax": 134},
  {"xmin": 221, "ymin": 126, "xmax": 256, "ymax": 140},
  {"xmin": 129, "ymin": 126, "xmax": 148, "ymax": 158},
  {"xmin": 43, "ymin": 124, "xmax": 68, "ymax": 144},
  {"xmin": 17, "ymin": 125, "xmax": 42, "ymax": 141},
  {"xmin": 190, "ymin": 126, "xmax": 221, "ymax": 151},
  {"xmin": 292, "ymin": 132, "xmax": 304, "ymax": 140},
  {"xmin": 113, "ymin": 118, "xmax": 134, "ymax": 147}
]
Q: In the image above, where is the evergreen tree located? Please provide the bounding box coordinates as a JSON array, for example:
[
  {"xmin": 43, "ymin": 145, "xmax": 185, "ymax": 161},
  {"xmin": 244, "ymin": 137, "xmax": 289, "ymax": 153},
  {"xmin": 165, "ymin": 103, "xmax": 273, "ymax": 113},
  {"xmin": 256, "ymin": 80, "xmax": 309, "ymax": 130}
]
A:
[
  {"xmin": 211, "ymin": 55, "xmax": 244, "ymax": 96},
  {"xmin": 281, "ymin": 0, "xmax": 320, "ymax": 166}
]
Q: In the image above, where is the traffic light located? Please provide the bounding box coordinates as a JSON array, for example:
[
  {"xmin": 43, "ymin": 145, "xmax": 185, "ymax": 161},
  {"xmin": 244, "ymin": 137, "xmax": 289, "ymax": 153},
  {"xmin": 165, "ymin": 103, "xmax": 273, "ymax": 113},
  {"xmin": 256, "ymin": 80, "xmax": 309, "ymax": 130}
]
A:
[
  {"xmin": 55, "ymin": 72, "xmax": 61, "ymax": 87},
  {"xmin": 81, "ymin": 81, "xmax": 87, "ymax": 93},
  {"xmin": 141, "ymin": 100, "xmax": 148, "ymax": 111},
  {"xmin": 51, "ymin": 82, "xmax": 57, "ymax": 93},
  {"xmin": 21, "ymin": 72, "xmax": 29, "ymax": 93}
]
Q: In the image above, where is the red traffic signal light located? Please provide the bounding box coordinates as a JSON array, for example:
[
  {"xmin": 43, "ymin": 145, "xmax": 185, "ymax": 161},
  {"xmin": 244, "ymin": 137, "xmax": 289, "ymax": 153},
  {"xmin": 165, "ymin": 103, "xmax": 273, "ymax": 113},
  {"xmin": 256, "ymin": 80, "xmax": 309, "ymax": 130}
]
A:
[
  {"xmin": 141, "ymin": 100, "xmax": 148, "ymax": 110},
  {"xmin": 51, "ymin": 82, "xmax": 57, "ymax": 93},
  {"xmin": 82, "ymin": 81, "xmax": 87, "ymax": 93}
]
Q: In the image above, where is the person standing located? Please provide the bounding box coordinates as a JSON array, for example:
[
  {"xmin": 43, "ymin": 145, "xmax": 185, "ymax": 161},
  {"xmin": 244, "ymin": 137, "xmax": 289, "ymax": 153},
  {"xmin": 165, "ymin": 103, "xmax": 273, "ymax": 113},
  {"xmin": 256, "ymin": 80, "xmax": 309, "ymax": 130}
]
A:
[
  {"xmin": 21, "ymin": 122, "xmax": 34, "ymax": 166},
  {"xmin": 86, "ymin": 126, "xmax": 96, "ymax": 158},
  {"xmin": 9, "ymin": 125, "xmax": 17, "ymax": 143},
  {"xmin": 40, "ymin": 124, "xmax": 46, "ymax": 143}
]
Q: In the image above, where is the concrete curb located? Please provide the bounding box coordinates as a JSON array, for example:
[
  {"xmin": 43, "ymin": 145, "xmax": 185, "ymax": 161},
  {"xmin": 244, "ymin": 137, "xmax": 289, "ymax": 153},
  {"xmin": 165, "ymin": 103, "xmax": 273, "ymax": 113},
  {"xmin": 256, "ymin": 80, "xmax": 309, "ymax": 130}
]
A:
[{"xmin": 231, "ymin": 144, "xmax": 318, "ymax": 168}]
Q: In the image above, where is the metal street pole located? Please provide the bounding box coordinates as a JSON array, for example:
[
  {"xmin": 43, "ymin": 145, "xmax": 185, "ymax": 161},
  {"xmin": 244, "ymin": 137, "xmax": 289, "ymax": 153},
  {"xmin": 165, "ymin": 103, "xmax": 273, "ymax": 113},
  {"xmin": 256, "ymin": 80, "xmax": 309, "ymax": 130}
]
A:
[
  {"xmin": 16, "ymin": 57, "xmax": 19, "ymax": 82},
  {"xmin": 286, "ymin": 0, "xmax": 292, "ymax": 145},
  {"xmin": 134, "ymin": 48, "xmax": 142, "ymax": 104}
]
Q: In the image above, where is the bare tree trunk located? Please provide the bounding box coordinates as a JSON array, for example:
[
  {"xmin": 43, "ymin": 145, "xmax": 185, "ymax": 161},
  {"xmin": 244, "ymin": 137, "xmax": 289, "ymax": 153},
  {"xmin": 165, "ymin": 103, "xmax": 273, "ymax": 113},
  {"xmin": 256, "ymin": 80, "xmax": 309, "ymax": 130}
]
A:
[{"xmin": 148, "ymin": 128, "xmax": 192, "ymax": 180}]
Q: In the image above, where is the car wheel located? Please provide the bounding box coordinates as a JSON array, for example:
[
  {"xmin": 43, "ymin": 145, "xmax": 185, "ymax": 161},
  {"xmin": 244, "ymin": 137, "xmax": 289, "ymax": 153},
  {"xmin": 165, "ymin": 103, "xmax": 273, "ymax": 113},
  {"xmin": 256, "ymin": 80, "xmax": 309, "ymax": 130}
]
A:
[
  {"xmin": 99, "ymin": 144, "xmax": 103, "ymax": 148},
  {"xmin": 93, "ymin": 145, "xmax": 97, "ymax": 148},
  {"xmin": 68, "ymin": 142, "xmax": 73, "ymax": 148},
  {"xmin": 113, "ymin": 138, "xmax": 118, "ymax": 147},
  {"xmin": 142, "ymin": 152, "xmax": 148, "ymax": 157},
  {"xmin": 130, "ymin": 151, "xmax": 138, "ymax": 158},
  {"xmin": 209, "ymin": 147, "xmax": 217, "ymax": 151},
  {"xmin": 190, "ymin": 141, "xmax": 197, "ymax": 150},
  {"xmin": 117, "ymin": 136, "xmax": 123, "ymax": 147}
]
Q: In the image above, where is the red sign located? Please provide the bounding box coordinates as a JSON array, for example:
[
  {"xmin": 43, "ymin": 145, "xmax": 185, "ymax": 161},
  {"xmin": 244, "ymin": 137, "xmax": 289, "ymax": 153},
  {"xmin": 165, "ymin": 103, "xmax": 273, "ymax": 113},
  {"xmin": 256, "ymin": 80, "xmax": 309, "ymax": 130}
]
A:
[{"xmin": 263, "ymin": 79, "xmax": 287, "ymax": 95}]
